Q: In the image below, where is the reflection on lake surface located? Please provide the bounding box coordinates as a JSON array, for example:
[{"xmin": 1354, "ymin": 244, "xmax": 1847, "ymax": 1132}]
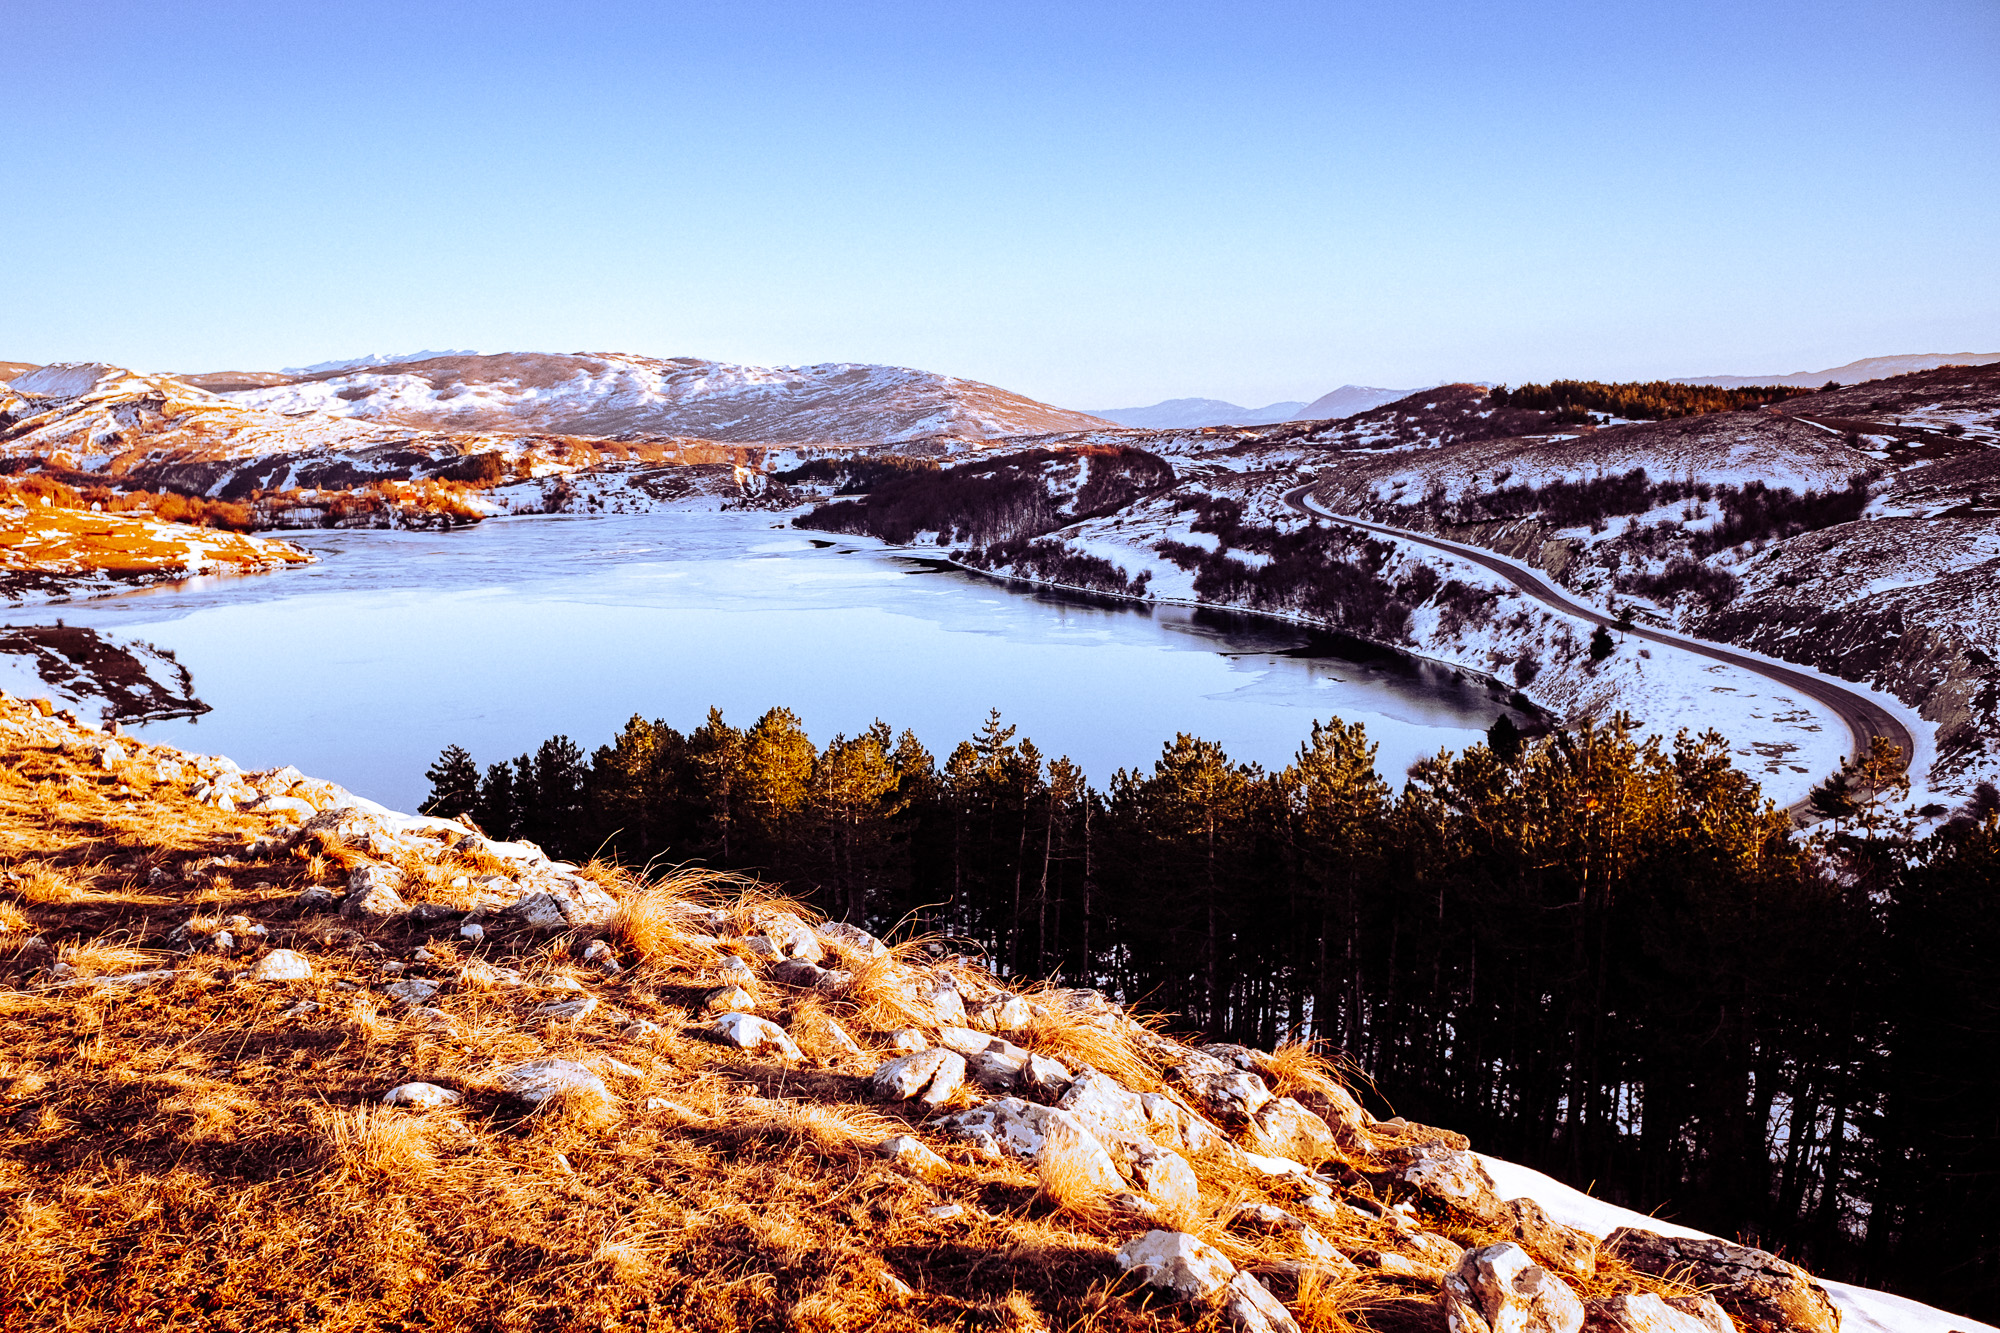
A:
[{"xmin": 36, "ymin": 512, "xmax": 1528, "ymax": 812}]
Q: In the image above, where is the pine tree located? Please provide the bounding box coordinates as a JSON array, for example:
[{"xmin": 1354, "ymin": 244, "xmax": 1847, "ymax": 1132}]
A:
[
  {"xmin": 530, "ymin": 736, "xmax": 586, "ymax": 857},
  {"xmin": 473, "ymin": 760, "xmax": 518, "ymax": 840},
  {"xmin": 687, "ymin": 708, "xmax": 746, "ymax": 861},
  {"xmin": 737, "ymin": 707, "xmax": 815, "ymax": 870},
  {"xmin": 420, "ymin": 744, "xmax": 479, "ymax": 820}
]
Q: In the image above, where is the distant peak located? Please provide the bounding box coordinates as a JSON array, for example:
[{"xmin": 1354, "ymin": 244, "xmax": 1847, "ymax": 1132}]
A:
[{"xmin": 281, "ymin": 350, "xmax": 480, "ymax": 376}]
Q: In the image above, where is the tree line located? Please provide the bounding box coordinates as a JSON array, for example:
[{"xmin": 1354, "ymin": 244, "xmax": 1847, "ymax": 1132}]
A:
[
  {"xmin": 1487, "ymin": 380, "xmax": 1813, "ymax": 421},
  {"xmin": 421, "ymin": 709, "xmax": 1998, "ymax": 1320},
  {"xmin": 795, "ymin": 446, "xmax": 1175, "ymax": 547}
]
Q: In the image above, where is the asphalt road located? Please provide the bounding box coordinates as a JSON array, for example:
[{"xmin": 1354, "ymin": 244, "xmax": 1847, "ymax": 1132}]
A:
[{"xmin": 1280, "ymin": 485, "xmax": 1913, "ymax": 799}]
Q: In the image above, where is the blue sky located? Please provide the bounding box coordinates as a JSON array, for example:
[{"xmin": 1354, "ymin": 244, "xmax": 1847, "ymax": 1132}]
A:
[{"xmin": 4, "ymin": 0, "xmax": 1995, "ymax": 407}]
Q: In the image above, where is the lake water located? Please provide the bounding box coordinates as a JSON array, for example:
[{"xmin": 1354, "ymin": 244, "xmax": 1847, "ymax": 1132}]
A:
[{"xmin": 37, "ymin": 512, "xmax": 1528, "ymax": 812}]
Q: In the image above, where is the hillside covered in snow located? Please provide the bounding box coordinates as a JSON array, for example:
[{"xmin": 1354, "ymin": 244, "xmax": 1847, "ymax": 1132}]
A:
[
  {"xmin": 221, "ymin": 352, "xmax": 1114, "ymax": 444},
  {"xmin": 790, "ymin": 366, "xmax": 2000, "ymax": 803}
]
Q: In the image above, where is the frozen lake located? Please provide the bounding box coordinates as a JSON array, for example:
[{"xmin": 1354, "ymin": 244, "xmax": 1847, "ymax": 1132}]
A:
[{"xmin": 37, "ymin": 512, "xmax": 1530, "ymax": 812}]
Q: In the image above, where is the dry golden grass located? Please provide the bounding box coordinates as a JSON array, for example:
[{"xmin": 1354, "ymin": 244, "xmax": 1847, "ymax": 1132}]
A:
[
  {"xmin": 1259, "ymin": 1037, "xmax": 1350, "ymax": 1101},
  {"xmin": 1035, "ymin": 1115, "xmax": 1121, "ymax": 1216},
  {"xmin": 1288, "ymin": 1268, "xmax": 1397, "ymax": 1333},
  {"xmin": 12, "ymin": 859, "xmax": 93, "ymax": 904},
  {"xmin": 1017, "ymin": 989, "xmax": 1172, "ymax": 1096},
  {"xmin": 604, "ymin": 869, "xmax": 737, "ymax": 969},
  {"xmin": 843, "ymin": 951, "xmax": 944, "ymax": 1033},
  {"xmin": 318, "ymin": 1103, "xmax": 442, "ymax": 1176},
  {"xmin": 55, "ymin": 935, "xmax": 166, "ymax": 974}
]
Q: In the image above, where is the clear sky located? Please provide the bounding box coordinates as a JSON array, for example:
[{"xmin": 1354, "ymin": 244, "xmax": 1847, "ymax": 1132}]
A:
[{"xmin": 4, "ymin": 0, "xmax": 1996, "ymax": 408}]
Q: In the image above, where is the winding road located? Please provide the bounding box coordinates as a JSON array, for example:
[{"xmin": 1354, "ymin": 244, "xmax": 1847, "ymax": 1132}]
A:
[{"xmin": 1280, "ymin": 485, "xmax": 1914, "ymax": 802}]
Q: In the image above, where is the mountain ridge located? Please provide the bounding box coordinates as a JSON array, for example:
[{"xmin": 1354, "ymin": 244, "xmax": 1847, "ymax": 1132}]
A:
[
  {"xmin": 221, "ymin": 351, "xmax": 1114, "ymax": 444},
  {"xmin": 1674, "ymin": 352, "xmax": 2000, "ymax": 389}
]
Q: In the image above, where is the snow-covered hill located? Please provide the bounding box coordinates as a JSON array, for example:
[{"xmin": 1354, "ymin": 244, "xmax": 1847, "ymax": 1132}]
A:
[
  {"xmin": 1677, "ymin": 352, "xmax": 2000, "ymax": 389},
  {"xmin": 222, "ymin": 352, "xmax": 1113, "ymax": 444},
  {"xmin": 1085, "ymin": 397, "xmax": 1307, "ymax": 428},
  {"xmin": 1295, "ymin": 384, "xmax": 1418, "ymax": 419}
]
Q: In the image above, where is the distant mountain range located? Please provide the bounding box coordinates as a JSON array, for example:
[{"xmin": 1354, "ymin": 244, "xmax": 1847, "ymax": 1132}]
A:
[
  {"xmin": 1088, "ymin": 385, "xmax": 1413, "ymax": 428},
  {"xmin": 281, "ymin": 350, "xmax": 480, "ymax": 376},
  {"xmin": 1675, "ymin": 352, "xmax": 2000, "ymax": 389},
  {"xmin": 11, "ymin": 348, "xmax": 1997, "ymax": 445},
  {"xmin": 1085, "ymin": 398, "xmax": 1307, "ymax": 429}
]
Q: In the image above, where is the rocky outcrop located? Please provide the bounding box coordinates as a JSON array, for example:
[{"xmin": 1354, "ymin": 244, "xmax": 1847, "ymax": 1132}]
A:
[
  {"xmin": 1605, "ymin": 1230, "xmax": 1840, "ymax": 1333},
  {"xmin": 1584, "ymin": 1293, "xmax": 1737, "ymax": 1333}
]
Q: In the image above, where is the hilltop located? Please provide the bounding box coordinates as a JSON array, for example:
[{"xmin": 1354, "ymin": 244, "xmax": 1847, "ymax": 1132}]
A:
[
  {"xmin": 218, "ymin": 352, "xmax": 1113, "ymax": 444},
  {"xmin": 1676, "ymin": 352, "xmax": 2000, "ymax": 390},
  {"xmin": 2, "ymin": 696, "xmax": 1984, "ymax": 1333}
]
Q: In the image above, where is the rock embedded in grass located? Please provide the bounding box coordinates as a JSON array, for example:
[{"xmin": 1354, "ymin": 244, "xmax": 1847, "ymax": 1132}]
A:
[
  {"xmin": 816, "ymin": 920, "xmax": 888, "ymax": 957},
  {"xmin": 1582, "ymin": 1293, "xmax": 1738, "ymax": 1333},
  {"xmin": 383, "ymin": 977, "xmax": 441, "ymax": 1005},
  {"xmin": 382, "ymin": 1082, "xmax": 463, "ymax": 1109},
  {"xmin": 1247, "ymin": 1096, "xmax": 1340, "ymax": 1167},
  {"xmin": 499, "ymin": 1058, "xmax": 613, "ymax": 1106},
  {"xmin": 872, "ymin": 1134, "xmax": 949, "ymax": 1174},
  {"xmin": 1396, "ymin": 1143, "xmax": 1507, "ymax": 1223},
  {"xmin": 871, "ymin": 1049, "xmax": 966, "ymax": 1104},
  {"xmin": 532, "ymin": 995, "xmax": 598, "ymax": 1022},
  {"xmin": 1603, "ymin": 1230, "xmax": 1839, "ymax": 1333},
  {"xmin": 341, "ymin": 864, "xmax": 409, "ymax": 919},
  {"xmin": 769, "ymin": 958, "xmax": 842, "ymax": 990},
  {"xmin": 247, "ymin": 948, "xmax": 313, "ymax": 982},
  {"xmin": 1498, "ymin": 1197, "xmax": 1599, "ymax": 1280},
  {"xmin": 1232, "ymin": 1202, "xmax": 1341, "ymax": 1261},
  {"xmin": 707, "ymin": 1011, "xmax": 803, "ymax": 1060},
  {"xmin": 702, "ymin": 985, "xmax": 758, "ymax": 1015},
  {"xmin": 1116, "ymin": 1141, "xmax": 1201, "ymax": 1216},
  {"xmin": 968, "ymin": 994, "xmax": 1033, "ymax": 1033},
  {"xmin": 1441, "ymin": 1243, "xmax": 1584, "ymax": 1333},
  {"xmin": 1113, "ymin": 1230, "xmax": 1301, "ymax": 1333}
]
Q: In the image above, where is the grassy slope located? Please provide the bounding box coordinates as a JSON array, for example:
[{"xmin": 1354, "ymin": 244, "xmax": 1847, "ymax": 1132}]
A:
[
  {"xmin": 0, "ymin": 502, "xmax": 310, "ymax": 598},
  {"xmin": 0, "ymin": 700, "xmax": 1700, "ymax": 1332}
]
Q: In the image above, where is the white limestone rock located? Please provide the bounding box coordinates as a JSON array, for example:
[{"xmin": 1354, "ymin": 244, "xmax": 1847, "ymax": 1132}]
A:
[
  {"xmin": 1114, "ymin": 1231, "xmax": 1300, "ymax": 1333},
  {"xmin": 1233, "ymin": 1202, "xmax": 1341, "ymax": 1261},
  {"xmin": 498, "ymin": 1058, "xmax": 613, "ymax": 1108},
  {"xmin": 1441, "ymin": 1243, "xmax": 1585, "ymax": 1333},
  {"xmin": 707, "ymin": 1012, "xmax": 803, "ymax": 1061},
  {"xmin": 874, "ymin": 1134, "xmax": 950, "ymax": 1174},
  {"xmin": 816, "ymin": 920, "xmax": 889, "ymax": 958},
  {"xmin": 1583, "ymin": 1294, "xmax": 1738, "ymax": 1333},
  {"xmin": 383, "ymin": 1081, "xmax": 462, "ymax": 1109},
  {"xmin": 871, "ymin": 1048, "xmax": 967, "ymax": 1105},
  {"xmin": 532, "ymin": 995, "xmax": 599, "ymax": 1022},
  {"xmin": 384, "ymin": 977, "xmax": 442, "ymax": 1005},
  {"xmin": 341, "ymin": 864, "xmax": 409, "ymax": 919},
  {"xmin": 247, "ymin": 948, "xmax": 313, "ymax": 982}
]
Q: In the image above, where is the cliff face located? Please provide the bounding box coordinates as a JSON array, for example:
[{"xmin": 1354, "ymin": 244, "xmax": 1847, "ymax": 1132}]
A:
[{"xmin": 0, "ymin": 697, "xmax": 1912, "ymax": 1333}]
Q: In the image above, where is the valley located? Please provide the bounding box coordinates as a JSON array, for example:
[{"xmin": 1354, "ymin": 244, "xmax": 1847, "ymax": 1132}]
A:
[{"xmin": 4, "ymin": 353, "xmax": 1998, "ymax": 806}]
